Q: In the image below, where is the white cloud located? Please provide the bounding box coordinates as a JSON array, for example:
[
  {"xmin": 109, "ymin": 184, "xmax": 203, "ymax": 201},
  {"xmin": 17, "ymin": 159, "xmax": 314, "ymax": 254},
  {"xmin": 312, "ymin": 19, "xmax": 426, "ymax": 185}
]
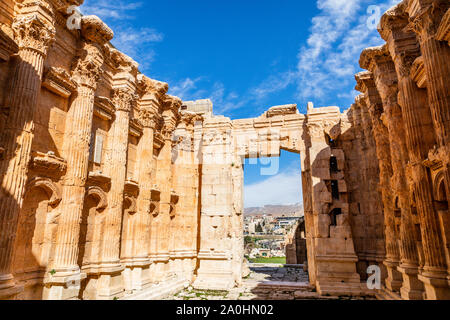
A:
[
  {"xmin": 244, "ymin": 167, "xmax": 303, "ymax": 208},
  {"xmin": 80, "ymin": 1, "xmax": 163, "ymax": 71}
]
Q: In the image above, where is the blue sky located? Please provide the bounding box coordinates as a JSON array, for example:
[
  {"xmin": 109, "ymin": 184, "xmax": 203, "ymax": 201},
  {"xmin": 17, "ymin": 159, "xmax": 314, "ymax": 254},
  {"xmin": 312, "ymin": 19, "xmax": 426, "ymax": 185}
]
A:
[{"xmin": 80, "ymin": 0, "xmax": 400, "ymax": 207}]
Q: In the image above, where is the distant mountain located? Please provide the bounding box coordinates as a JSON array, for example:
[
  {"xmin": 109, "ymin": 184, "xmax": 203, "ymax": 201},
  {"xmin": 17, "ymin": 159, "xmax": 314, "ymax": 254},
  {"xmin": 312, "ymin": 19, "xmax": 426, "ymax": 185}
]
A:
[{"xmin": 244, "ymin": 203, "xmax": 304, "ymax": 217}]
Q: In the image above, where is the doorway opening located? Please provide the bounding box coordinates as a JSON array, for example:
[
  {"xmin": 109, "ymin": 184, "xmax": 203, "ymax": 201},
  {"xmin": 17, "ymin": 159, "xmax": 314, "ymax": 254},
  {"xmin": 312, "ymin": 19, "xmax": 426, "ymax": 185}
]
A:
[{"xmin": 242, "ymin": 150, "xmax": 307, "ymax": 284}]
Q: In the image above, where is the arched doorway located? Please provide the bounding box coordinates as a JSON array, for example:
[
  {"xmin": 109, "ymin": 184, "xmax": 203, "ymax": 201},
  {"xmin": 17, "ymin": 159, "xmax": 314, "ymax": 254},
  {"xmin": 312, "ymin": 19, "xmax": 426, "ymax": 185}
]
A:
[{"xmin": 13, "ymin": 178, "xmax": 61, "ymax": 299}]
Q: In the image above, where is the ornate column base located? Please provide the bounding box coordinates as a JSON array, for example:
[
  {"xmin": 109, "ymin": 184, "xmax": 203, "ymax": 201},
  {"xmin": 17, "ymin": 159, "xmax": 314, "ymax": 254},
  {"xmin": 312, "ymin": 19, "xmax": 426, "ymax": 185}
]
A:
[
  {"xmin": 122, "ymin": 258, "xmax": 152, "ymax": 293},
  {"xmin": 43, "ymin": 269, "xmax": 85, "ymax": 300},
  {"xmin": 193, "ymin": 250, "xmax": 235, "ymax": 291},
  {"xmin": 0, "ymin": 274, "xmax": 23, "ymax": 300},
  {"xmin": 77, "ymin": 264, "xmax": 125, "ymax": 300},
  {"xmin": 384, "ymin": 260, "xmax": 403, "ymax": 292},
  {"xmin": 418, "ymin": 268, "xmax": 450, "ymax": 300},
  {"xmin": 151, "ymin": 254, "xmax": 172, "ymax": 283},
  {"xmin": 397, "ymin": 265, "xmax": 425, "ymax": 300}
]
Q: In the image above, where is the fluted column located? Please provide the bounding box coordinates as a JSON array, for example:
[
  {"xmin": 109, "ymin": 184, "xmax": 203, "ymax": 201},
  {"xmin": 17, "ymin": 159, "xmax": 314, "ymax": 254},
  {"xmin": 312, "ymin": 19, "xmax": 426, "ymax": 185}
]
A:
[
  {"xmin": 380, "ymin": 2, "xmax": 448, "ymax": 299},
  {"xmin": 356, "ymin": 94, "xmax": 385, "ymax": 266},
  {"xmin": 44, "ymin": 16, "xmax": 113, "ymax": 300},
  {"xmin": 407, "ymin": 0, "xmax": 450, "ymax": 299},
  {"xmin": 361, "ymin": 45, "xmax": 424, "ymax": 299},
  {"xmin": 409, "ymin": 1, "xmax": 450, "ymax": 209},
  {"xmin": 122, "ymin": 89, "xmax": 160, "ymax": 291},
  {"xmin": 356, "ymin": 71, "xmax": 400, "ymax": 291},
  {"xmin": 101, "ymin": 89, "xmax": 133, "ymax": 267},
  {"xmin": 153, "ymin": 95, "xmax": 181, "ymax": 281},
  {"xmin": 0, "ymin": 14, "xmax": 55, "ymax": 299}
]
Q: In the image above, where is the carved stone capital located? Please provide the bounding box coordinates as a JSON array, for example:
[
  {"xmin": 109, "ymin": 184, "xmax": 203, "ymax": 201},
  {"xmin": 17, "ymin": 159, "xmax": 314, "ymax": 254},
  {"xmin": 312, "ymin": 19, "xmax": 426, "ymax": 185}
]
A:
[
  {"xmin": 163, "ymin": 95, "xmax": 182, "ymax": 114},
  {"xmin": 12, "ymin": 14, "xmax": 56, "ymax": 55},
  {"xmin": 138, "ymin": 108, "xmax": 158, "ymax": 128},
  {"xmin": 180, "ymin": 112, "xmax": 204, "ymax": 127},
  {"xmin": 436, "ymin": 8, "xmax": 450, "ymax": 43},
  {"xmin": 398, "ymin": 48, "xmax": 421, "ymax": 78},
  {"xmin": 110, "ymin": 48, "xmax": 138, "ymax": 75},
  {"xmin": 379, "ymin": 2, "xmax": 409, "ymax": 41},
  {"xmin": 71, "ymin": 42, "xmax": 104, "ymax": 89},
  {"xmin": 137, "ymin": 74, "xmax": 168, "ymax": 99},
  {"xmin": 112, "ymin": 87, "xmax": 135, "ymax": 113},
  {"xmin": 408, "ymin": 1, "xmax": 449, "ymax": 38},
  {"xmin": 360, "ymin": 45, "xmax": 390, "ymax": 71}
]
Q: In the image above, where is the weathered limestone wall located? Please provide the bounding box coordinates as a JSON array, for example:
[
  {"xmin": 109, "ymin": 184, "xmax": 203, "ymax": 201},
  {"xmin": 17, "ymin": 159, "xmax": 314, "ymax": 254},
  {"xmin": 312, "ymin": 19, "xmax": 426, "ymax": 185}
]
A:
[{"xmin": 0, "ymin": 0, "xmax": 448, "ymax": 301}]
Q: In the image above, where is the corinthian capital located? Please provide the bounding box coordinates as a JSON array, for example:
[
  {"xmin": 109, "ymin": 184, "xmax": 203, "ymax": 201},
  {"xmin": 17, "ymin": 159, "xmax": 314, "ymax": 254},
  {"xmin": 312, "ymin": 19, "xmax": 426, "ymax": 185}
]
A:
[
  {"xmin": 12, "ymin": 14, "xmax": 56, "ymax": 55},
  {"xmin": 138, "ymin": 108, "xmax": 158, "ymax": 128},
  {"xmin": 112, "ymin": 88, "xmax": 136, "ymax": 113},
  {"xmin": 71, "ymin": 42, "xmax": 104, "ymax": 89},
  {"xmin": 407, "ymin": 0, "xmax": 449, "ymax": 37},
  {"xmin": 137, "ymin": 75, "xmax": 169, "ymax": 99}
]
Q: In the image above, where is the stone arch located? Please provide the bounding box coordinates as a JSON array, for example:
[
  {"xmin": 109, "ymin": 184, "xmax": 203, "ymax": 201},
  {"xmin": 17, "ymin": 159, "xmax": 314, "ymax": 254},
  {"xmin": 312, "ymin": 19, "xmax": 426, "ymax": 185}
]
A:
[
  {"xmin": 25, "ymin": 177, "xmax": 62, "ymax": 207},
  {"xmin": 85, "ymin": 186, "xmax": 108, "ymax": 211},
  {"xmin": 13, "ymin": 178, "xmax": 61, "ymax": 299},
  {"xmin": 433, "ymin": 171, "xmax": 448, "ymax": 211},
  {"xmin": 78, "ymin": 186, "xmax": 109, "ymax": 299}
]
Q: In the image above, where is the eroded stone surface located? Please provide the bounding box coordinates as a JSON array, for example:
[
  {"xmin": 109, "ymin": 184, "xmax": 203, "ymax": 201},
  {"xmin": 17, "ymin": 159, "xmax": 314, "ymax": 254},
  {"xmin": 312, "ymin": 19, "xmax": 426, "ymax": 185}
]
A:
[{"xmin": 0, "ymin": 0, "xmax": 449, "ymax": 300}]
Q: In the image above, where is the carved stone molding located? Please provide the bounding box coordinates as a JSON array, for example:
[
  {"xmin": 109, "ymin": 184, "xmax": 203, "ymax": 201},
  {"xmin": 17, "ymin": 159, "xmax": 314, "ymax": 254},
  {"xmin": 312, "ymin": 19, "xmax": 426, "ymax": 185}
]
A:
[
  {"xmin": 124, "ymin": 195, "xmax": 137, "ymax": 214},
  {"xmin": 30, "ymin": 151, "xmax": 67, "ymax": 178},
  {"xmin": 71, "ymin": 42, "xmax": 105, "ymax": 89},
  {"xmin": 42, "ymin": 67, "xmax": 77, "ymax": 98},
  {"xmin": 265, "ymin": 104, "xmax": 298, "ymax": 118},
  {"xmin": 436, "ymin": 8, "xmax": 450, "ymax": 44},
  {"xmin": 129, "ymin": 119, "xmax": 143, "ymax": 138},
  {"xmin": 124, "ymin": 179, "xmax": 139, "ymax": 196},
  {"xmin": 87, "ymin": 171, "xmax": 111, "ymax": 190},
  {"xmin": 153, "ymin": 131, "xmax": 165, "ymax": 151},
  {"xmin": 138, "ymin": 107, "xmax": 158, "ymax": 129},
  {"xmin": 80, "ymin": 15, "xmax": 113, "ymax": 45},
  {"xmin": 150, "ymin": 187, "xmax": 161, "ymax": 216},
  {"xmin": 410, "ymin": 56, "xmax": 427, "ymax": 88},
  {"xmin": 0, "ymin": 29, "xmax": 18, "ymax": 61},
  {"xmin": 86, "ymin": 186, "xmax": 108, "ymax": 211},
  {"xmin": 169, "ymin": 191, "xmax": 180, "ymax": 219},
  {"xmin": 137, "ymin": 74, "xmax": 168, "ymax": 98},
  {"xmin": 49, "ymin": 0, "xmax": 85, "ymax": 13},
  {"xmin": 408, "ymin": 1, "xmax": 449, "ymax": 38},
  {"xmin": 25, "ymin": 177, "xmax": 62, "ymax": 208},
  {"xmin": 12, "ymin": 14, "xmax": 56, "ymax": 55},
  {"xmin": 94, "ymin": 96, "xmax": 115, "ymax": 121},
  {"xmin": 111, "ymin": 87, "xmax": 135, "ymax": 113}
]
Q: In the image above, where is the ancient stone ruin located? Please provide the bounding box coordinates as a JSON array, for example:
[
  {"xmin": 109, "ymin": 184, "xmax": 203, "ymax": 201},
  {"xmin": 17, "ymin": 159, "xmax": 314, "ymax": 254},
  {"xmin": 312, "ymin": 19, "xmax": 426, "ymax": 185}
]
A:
[{"xmin": 0, "ymin": 0, "xmax": 449, "ymax": 300}]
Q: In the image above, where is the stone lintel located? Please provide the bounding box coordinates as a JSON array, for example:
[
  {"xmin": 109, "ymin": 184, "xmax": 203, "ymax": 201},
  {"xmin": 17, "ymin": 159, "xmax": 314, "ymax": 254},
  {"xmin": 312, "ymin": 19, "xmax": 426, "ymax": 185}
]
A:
[
  {"xmin": 129, "ymin": 119, "xmax": 143, "ymax": 137},
  {"xmin": 42, "ymin": 67, "xmax": 77, "ymax": 98},
  {"xmin": 94, "ymin": 96, "xmax": 115, "ymax": 121}
]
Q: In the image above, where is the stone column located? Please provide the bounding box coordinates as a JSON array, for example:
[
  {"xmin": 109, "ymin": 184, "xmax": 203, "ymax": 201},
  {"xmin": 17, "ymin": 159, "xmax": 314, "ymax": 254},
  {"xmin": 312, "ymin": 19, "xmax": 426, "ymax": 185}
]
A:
[
  {"xmin": 361, "ymin": 45, "xmax": 424, "ymax": 299},
  {"xmin": 380, "ymin": 2, "xmax": 448, "ymax": 299},
  {"xmin": 0, "ymin": 13, "xmax": 55, "ymax": 299},
  {"xmin": 121, "ymin": 77, "xmax": 167, "ymax": 291},
  {"xmin": 96, "ymin": 83, "xmax": 134, "ymax": 299},
  {"xmin": 355, "ymin": 95, "xmax": 386, "ymax": 272},
  {"xmin": 44, "ymin": 16, "xmax": 113, "ymax": 300},
  {"xmin": 152, "ymin": 95, "xmax": 181, "ymax": 281},
  {"xmin": 409, "ymin": 2, "xmax": 450, "ymax": 190}
]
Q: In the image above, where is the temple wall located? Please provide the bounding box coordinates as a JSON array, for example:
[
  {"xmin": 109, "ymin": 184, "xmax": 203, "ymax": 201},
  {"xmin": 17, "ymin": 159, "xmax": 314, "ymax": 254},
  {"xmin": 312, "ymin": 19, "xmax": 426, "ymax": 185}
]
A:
[{"xmin": 0, "ymin": 0, "xmax": 448, "ymax": 300}]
